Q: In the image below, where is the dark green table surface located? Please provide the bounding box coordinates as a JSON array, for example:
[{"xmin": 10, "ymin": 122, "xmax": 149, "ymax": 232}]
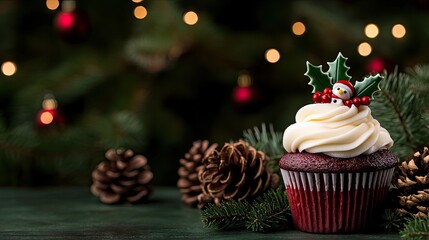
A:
[{"xmin": 0, "ymin": 187, "xmax": 401, "ymax": 239}]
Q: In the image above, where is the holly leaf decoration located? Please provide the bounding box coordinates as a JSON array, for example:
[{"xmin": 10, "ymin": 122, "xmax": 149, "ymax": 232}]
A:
[
  {"xmin": 327, "ymin": 52, "xmax": 351, "ymax": 82},
  {"xmin": 354, "ymin": 74, "xmax": 383, "ymax": 98},
  {"xmin": 305, "ymin": 62, "xmax": 332, "ymax": 93}
]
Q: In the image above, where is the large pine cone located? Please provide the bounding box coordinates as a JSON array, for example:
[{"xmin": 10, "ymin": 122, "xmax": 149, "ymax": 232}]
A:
[
  {"xmin": 198, "ymin": 140, "xmax": 279, "ymax": 205},
  {"xmin": 395, "ymin": 147, "xmax": 429, "ymax": 217},
  {"xmin": 90, "ymin": 148, "xmax": 153, "ymax": 204},
  {"xmin": 177, "ymin": 140, "xmax": 217, "ymax": 208}
]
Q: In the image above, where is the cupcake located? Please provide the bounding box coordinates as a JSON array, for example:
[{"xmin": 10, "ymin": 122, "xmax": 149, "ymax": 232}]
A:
[{"xmin": 279, "ymin": 53, "xmax": 397, "ymax": 233}]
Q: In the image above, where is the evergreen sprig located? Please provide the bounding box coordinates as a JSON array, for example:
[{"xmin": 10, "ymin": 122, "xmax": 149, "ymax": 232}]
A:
[
  {"xmin": 381, "ymin": 208, "xmax": 408, "ymax": 232},
  {"xmin": 400, "ymin": 216, "xmax": 429, "ymax": 239},
  {"xmin": 201, "ymin": 200, "xmax": 250, "ymax": 231},
  {"xmin": 246, "ymin": 188, "xmax": 291, "ymax": 232},
  {"xmin": 243, "ymin": 123, "xmax": 285, "ymax": 174},
  {"xmin": 371, "ymin": 67, "xmax": 429, "ymax": 159},
  {"xmin": 201, "ymin": 188, "xmax": 291, "ymax": 232}
]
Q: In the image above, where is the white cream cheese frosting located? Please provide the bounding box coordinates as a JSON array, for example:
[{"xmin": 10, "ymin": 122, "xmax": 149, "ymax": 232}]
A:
[{"xmin": 282, "ymin": 104, "xmax": 393, "ymax": 158}]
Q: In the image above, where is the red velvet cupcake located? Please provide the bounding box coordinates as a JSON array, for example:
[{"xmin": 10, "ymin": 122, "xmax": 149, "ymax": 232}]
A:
[
  {"xmin": 280, "ymin": 53, "xmax": 397, "ymax": 233},
  {"xmin": 279, "ymin": 151, "xmax": 396, "ymax": 233}
]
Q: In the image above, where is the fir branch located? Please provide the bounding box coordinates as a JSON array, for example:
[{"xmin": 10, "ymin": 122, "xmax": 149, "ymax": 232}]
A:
[
  {"xmin": 381, "ymin": 208, "xmax": 408, "ymax": 232},
  {"xmin": 201, "ymin": 201, "xmax": 250, "ymax": 231},
  {"xmin": 407, "ymin": 65, "xmax": 429, "ymax": 116},
  {"xmin": 201, "ymin": 189, "xmax": 292, "ymax": 232},
  {"xmin": 400, "ymin": 216, "xmax": 429, "ymax": 240},
  {"xmin": 246, "ymin": 188, "xmax": 291, "ymax": 232},
  {"xmin": 371, "ymin": 67, "xmax": 429, "ymax": 159},
  {"xmin": 243, "ymin": 123, "xmax": 285, "ymax": 173}
]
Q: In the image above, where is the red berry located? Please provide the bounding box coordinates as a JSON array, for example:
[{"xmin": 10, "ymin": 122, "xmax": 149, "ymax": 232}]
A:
[
  {"xmin": 352, "ymin": 97, "xmax": 361, "ymax": 107},
  {"xmin": 312, "ymin": 92, "xmax": 322, "ymax": 103},
  {"xmin": 344, "ymin": 99, "xmax": 353, "ymax": 107},
  {"xmin": 321, "ymin": 94, "xmax": 331, "ymax": 103},
  {"xmin": 323, "ymin": 87, "xmax": 332, "ymax": 95},
  {"xmin": 361, "ymin": 96, "xmax": 371, "ymax": 105}
]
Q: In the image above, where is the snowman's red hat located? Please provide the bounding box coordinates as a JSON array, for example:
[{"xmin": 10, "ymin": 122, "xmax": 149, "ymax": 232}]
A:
[{"xmin": 333, "ymin": 80, "xmax": 355, "ymax": 95}]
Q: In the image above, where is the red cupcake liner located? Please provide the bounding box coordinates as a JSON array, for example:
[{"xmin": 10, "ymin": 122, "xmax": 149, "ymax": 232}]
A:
[{"xmin": 281, "ymin": 168, "xmax": 395, "ymax": 233}]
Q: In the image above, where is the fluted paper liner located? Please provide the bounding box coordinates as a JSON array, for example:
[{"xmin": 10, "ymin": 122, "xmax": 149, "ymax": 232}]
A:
[{"xmin": 281, "ymin": 168, "xmax": 395, "ymax": 233}]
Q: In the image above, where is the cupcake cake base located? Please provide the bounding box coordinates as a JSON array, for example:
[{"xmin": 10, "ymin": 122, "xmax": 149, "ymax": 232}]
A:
[{"xmin": 279, "ymin": 150, "xmax": 397, "ymax": 233}]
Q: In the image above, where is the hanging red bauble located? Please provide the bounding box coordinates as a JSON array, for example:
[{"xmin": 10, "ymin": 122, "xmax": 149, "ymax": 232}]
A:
[
  {"xmin": 36, "ymin": 94, "xmax": 65, "ymax": 127},
  {"xmin": 234, "ymin": 86, "xmax": 252, "ymax": 103},
  {"xmin": 54, "ymin": 1, "xmax": 90, "ymax": 44},
  {"xmin": 367, "ymin": 58, "xmax": 385, "ymax": 73}
]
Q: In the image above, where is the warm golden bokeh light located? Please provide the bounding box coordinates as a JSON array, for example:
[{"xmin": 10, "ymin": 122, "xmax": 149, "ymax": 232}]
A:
[
  {"xmin": 1, "ymin": 61, "xmax": 17, "ymax": 76},
  {"xmin": 357, "ymin": 42, "xmax": 372, "ymax": 56},
  {"xmin": 392, "ymin": 24, "xmax": 406, "ymax": 38},
  {"xmin": 40, "ymin": 112, "xmax": 54, "ymax": 125},
  {"xmin": 132, "ymin": 0, "xmax": 143, "ymax": 3},
  {"xmin": 265, "ymin": 49, "xmax": 280, "ymax": 63},
  {"xmin": 364, "ymin": 23, "xmax": 379, "ymax": 38},
  {"xmin": 292, "ymin": 22, "xmax": 306, "ymax": 36},
  {"xmin": 183, "ymin": 11, "xmax": 198, "ymax": 25},
  {"xmin": 134, "ymin": 6, "xmax": 147, "ymax": 19},
  {"xmin": 237, "ymin": 73, "xmax": 252, "ymax": 87},
  {"xmin": 46, "ymin": 0, "xmax": 60, "ymax": 10},
  {"xmin": 42, "ymin": 99, "xmax": 58, "ymax": 110}
]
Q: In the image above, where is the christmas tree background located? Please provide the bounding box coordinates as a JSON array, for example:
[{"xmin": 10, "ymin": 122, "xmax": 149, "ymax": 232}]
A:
[{"xmin": 0, "ymin": 0, "xmax": 428, "ymax": 187}]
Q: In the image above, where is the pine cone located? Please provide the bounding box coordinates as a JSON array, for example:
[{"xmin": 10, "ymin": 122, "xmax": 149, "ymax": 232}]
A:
[
  {"xmin": 177, "ymin": 140, "xmax": 217, "ymax": 208},
  {"xmin": 198, "ymin": 140, "xmax": 279, "ymax": 205},
  {"xmin": 90, "ymin": 148, "xmax": 153, "ymax": 204},
  {"xmin": 395, "ymin": 147, "xmax": 429, "ymax": 217}
]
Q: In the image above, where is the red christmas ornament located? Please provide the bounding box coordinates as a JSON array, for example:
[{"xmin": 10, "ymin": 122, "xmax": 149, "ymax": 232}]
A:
[
  {"xmin": 361, "ymin": 96, "xmax": 371, "ymax": 106},
  {"xmin": 54, "ymin": 1, "xmax": 90, "ymax": 44},
  {"xmin": 36, "ymin": 94, "xmax": 64, "ymax": 127},
  {"xmin": 233, "ymin": 86, "xmax": 254, "ymax": 104},
  {"xmin": 367, "ymin": 58, "xmax": 385, "ymax": 73}
]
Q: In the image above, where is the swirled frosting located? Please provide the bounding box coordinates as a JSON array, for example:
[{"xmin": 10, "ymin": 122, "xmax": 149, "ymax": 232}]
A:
[{"xmin": 283, "ymin": 104, "xmax": 393, "ymax": 158}]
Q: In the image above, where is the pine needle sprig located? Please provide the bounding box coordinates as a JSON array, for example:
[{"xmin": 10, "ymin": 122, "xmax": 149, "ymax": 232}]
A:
[
  {"xmin": 400, "ymin": 216, "xmax": 429, "ymax": 240},
  {"xmin": 243, "ymin": 123, "xmax": 285, "ymax": 173},
  {"xmin": 407, "ymin": 65, "xmax": 429, "ymax": 117},
  {"xmin": 201, "ymin": 189, "xmax": 291, "ymax": 232},
  {"xmin": 371, "ymin": 67, "xmax": 429, "ymax": 159},
  {"xmin": 201, "ymin": 201, "xmax": 250, "ymax": 231},
  {"xmin": 245, "ymin": 188, "xmax": 291, "ymax": 232},
  {"xmin": 381, "ymin": 208, "xmax": 408, "ymax": 232}
]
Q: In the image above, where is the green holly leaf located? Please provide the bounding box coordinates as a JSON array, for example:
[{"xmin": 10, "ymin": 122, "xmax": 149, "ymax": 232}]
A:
[
  {"xmin": 327, "ymin": 52, "xmax": 351, "ymax": 82},
  {"xmin": 354, "ymin": 74, "xmax": 383, "ymax": 98},
  {"xmin": 305, "ymin": 62, "xmax": 332, "ymax": 93}
]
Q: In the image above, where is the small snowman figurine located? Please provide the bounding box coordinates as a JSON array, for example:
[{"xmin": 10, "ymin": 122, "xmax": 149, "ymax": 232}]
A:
[{"xmin": 331, "ymin": 80, "xmax": 355, "ymax": 105}]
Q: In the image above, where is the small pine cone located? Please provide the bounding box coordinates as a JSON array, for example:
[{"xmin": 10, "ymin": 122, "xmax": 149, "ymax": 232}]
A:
[
  {"xmin": 177, "ymin": 140, "xmax": 217, "ymax": 208},
  {"xmin": 90, "ymin": 148, "xmax": 153, "ymax": 204},
  {"xmin": 198, "ymin": 140, "xmax": 279, "ymax": 205},
  {"xmin": 395, "ymin": 147, "xmax": 429, "ymax": 217}
]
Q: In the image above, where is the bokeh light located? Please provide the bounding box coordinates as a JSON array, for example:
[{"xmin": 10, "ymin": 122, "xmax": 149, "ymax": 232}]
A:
[
  {"xmin": 183, "ymin": 11, "xmax": 198, "ymax": 25},
  {"xmin": 367, "ymin": 58, "xmax": 385, "ymax": 73},
  {"xmin": 292, "ymin": 22, "xmax": 306, "ymax": 36},
  {"xmin": 132, "ymin": 0, "xmax": 143, "ymax": 3},
  {"xmin": 237, "ymin": 73, "xmax": 252, "ymax": 87},
  {"xmin": 265, "ymin": 49, "xmax": 280, "ymax": 63},
  {"xmin": 46, "ymin": 0, "xmax": 60, "ymax": 10},
  {"xmin": 1, "ymin": 61, "xmax": 17, "ymax": 76},
  {"xmin": 234, "ymin": 87, "xmax": 251, "ymax": 103},
  {"xmin": 392, "ymin": 24, "xmax": 406, "ymax": 38},
  {"xmin": 134, "ymin": 6, "xmax": 147, "ymax": 19},
  {"xmin": 40, "ymin": 111, "xmax": 54, "ymax": 125},
  {"xmin": 364, "ymin": 23, "xmax": 379, "ymax": 38},
  {"xmin": 357, "ymin": 42, "xmax": 372, "ymax": 56}
]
